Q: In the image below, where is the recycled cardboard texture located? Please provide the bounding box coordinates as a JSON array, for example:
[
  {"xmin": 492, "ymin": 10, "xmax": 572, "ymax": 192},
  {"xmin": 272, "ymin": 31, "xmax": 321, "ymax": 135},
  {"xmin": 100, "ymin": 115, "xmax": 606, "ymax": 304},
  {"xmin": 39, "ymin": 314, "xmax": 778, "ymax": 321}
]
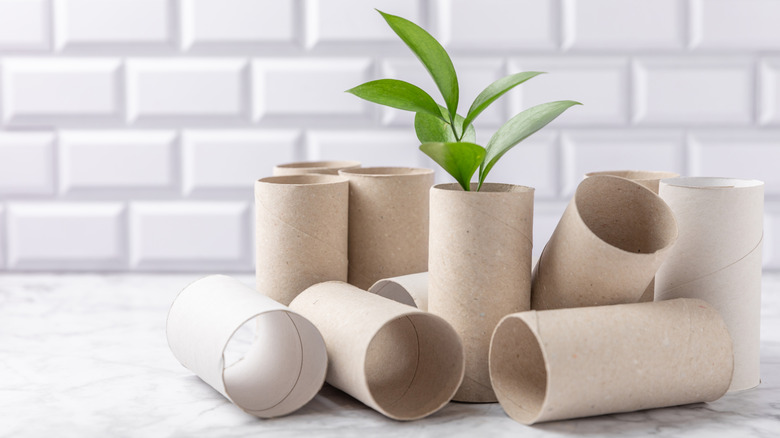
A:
[
  {"xmin": 255, "ymin": 174, "xmax": 349, "ymax": 305},
  {"xmin": 288, "ymin": 281, "xmax": 465, "ymax": 421},
  {"xmin": 166, "ymin": 275, "xmax": 328, "ymax": 418},
  {"xmin": 369, "ymin": 272, "xmax": 429, "ymax": 311},
  {"xmin": 489, "ymin": 298, "xmax": 733, "ymax": 425},
  {"xmin": 585, "ymin": 170, "xmax": 679, "ymax": 303},
  {"xmin": 428, "ymin": 183, "xmax": 534, "ymax": 403},
  {"xmin": 339, "ymin": 167, "xmax": 435, "ymax": 289},
  {"xmin": 273, "ymin": 160, "xmax": 361, "ymax": 176},
  {"xmin": 655, "ymin": 177, "xmax": 764, "ymax": 392},
  {"xmin": 531, "ymin": 175, "xmax": 678, "ymax": 310}
]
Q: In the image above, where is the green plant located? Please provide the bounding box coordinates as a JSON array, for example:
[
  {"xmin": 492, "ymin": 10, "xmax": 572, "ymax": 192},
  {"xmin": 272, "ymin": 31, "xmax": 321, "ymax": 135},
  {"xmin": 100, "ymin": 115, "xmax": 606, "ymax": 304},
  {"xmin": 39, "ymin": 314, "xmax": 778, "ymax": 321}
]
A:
[{"xmin": 347, "ymin": 10, "xmax": 581, "ymax": 191}]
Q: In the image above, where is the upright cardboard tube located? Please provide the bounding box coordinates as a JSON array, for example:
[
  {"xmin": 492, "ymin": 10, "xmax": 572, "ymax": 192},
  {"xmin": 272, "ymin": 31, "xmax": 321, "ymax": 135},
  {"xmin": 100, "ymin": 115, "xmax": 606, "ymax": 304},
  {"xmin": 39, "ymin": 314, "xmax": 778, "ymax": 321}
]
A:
[
  {"xmin": 532, "ymin": 175, "xmax": 678, "ymax": 310},
  {"xmin": 655, "ymin": 177, "xmax": 764, "ymax": 392},
  {"xmin": 339, "ymin": 167, "xmax": 434, "ymax": 289},
  {"xmin": 289, "ymin": 281, "xmax": 465, "ymax": 421},
  {"xmin": 166, "ymin": 275, "xmax": 328, "ymax": 418},
  {"xmin": 369, "ymin": 272, "xmax": 429, "ymax": 311},
  {"xmin": 273, "ymin": 160, "xmax": 361, "ymax": 176},
  {"xmin": 489, "ymin": 298, "xmax": 733, "ymax": 425},
  {"xmin": 429, "ymin": 183, "xmax": 534, "ymax": 403},
  {"xmin": 255, "ymin": 174, "xmax": 349, "ymax": 305}
]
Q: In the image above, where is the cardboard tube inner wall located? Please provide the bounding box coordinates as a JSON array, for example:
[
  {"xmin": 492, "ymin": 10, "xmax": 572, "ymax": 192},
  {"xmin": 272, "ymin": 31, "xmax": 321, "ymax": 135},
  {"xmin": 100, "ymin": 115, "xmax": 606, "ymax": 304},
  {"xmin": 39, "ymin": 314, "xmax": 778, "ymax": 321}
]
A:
[
  {"xmin": 255, "ymin": 174, "xmax": 349, "ymax": 306},
  {"xmin": 428, "ymin": 183, "xmax": 534, "ymax": 403},
  {"xmin": 489, "ymin": 298, "xmax": 734, "ymax": 425},
  {"xmin": 369, "ymin": 272, "xmax": 429, "ymax": 310},
  {"xmin": 273, "ymin": 160, "xmax": 361, "ymax": 176},
  {"xmin": 531, "ymin": 175, "xmax": 678, "ymax": 310},
  {"xmin": 288, "ymin": 281, "xmax": 464, "ymax": 421},
  {"xmin": 339, "ymin": 167, "xmax": 435, "ymax": 290},
  {"xmin": 166, "ymin": 275, "xmax": 328, "ymax": 418},
  {"xmin": 655, "ymin": 177, "xmax": 764, "ymax": 392}
]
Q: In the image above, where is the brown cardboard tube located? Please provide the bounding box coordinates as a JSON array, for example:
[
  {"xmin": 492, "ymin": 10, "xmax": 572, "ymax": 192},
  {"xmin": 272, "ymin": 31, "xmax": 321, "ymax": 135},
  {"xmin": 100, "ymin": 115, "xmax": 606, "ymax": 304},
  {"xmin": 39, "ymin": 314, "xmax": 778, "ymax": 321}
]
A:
[
  {"xmin": 428, "ymin": 183, "xmax": 534, "ymax": 403},
  {"xmin": 655, "ymin": 177, "xmax": 764, "ymax": 392},
  {"xmin": 489, "ymin": 298, "xmax": 733, "ymax": 425},
  {"xmin": 368, "ymin": 272, "xmax": 429, "ymax": 310},
  {"xmin": 273, "ymin": 160, "xmax": 361, "ymax": 176},
  {"xmin": 166, "ymin": 275, "xmax": 328, "ymax": 418},
  {"xmin": 255, "ymin": 174, "xmax": 349, "ymax": 305},
  {"xmin": 338, "ymin": 167, "xmax": 435, "ymax": 289},
  {"xmin": 288, "ymin": 281, "xmax": 465, "ymax": 421},
  {"xmin": 531, "ymin": 175, "xmax": 678, "ymax": 310}
]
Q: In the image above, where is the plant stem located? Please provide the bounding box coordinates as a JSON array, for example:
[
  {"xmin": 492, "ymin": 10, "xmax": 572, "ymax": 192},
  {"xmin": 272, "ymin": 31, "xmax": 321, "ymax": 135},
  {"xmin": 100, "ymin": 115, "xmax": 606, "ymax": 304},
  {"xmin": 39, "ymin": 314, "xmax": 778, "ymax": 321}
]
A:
[{"xmin": 448, "ymin": 116, "xmax": 459, "ymax": 141}]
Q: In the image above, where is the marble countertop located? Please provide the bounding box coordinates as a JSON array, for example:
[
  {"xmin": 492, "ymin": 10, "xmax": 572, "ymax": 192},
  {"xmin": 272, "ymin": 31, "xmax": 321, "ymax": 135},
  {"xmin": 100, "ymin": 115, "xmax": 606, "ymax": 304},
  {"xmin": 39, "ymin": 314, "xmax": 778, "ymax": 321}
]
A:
[{"xmin": 1, "ymin": 274, "xmax": 778, "ymax": 437}]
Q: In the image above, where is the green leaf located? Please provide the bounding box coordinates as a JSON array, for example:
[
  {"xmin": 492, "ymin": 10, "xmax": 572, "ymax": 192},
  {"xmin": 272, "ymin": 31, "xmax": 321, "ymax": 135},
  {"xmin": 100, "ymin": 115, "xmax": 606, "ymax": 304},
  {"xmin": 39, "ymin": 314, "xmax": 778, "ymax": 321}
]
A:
[
  {"xmin": 479, "ymin": 100, "xmax": 582, "ymax": 189},
  {"xmin": 420, "ymin": 142, "xmax": 486, "ymax": 191},
  {"xmin": 415, "ymin": 105, "xmax": 476, "ymax": 143},
  {"xmin": 346, "ymin": 79, "xmax": 445, "ymax": 121},
  {"xmin": 378, "ymin": 10, "xmax": 459, "ymax": 121},
  {"xmin": 463, "ymin": 71, "xmax": 545, "ymax": 131}
]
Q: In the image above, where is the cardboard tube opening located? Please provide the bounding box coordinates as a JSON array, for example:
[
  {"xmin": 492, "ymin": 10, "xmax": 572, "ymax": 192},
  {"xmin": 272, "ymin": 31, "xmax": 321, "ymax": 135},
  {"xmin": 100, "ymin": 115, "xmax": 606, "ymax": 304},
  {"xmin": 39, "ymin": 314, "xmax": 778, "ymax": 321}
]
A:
[
  {"xmin": 661, "ymin": 176, "xmax": 763, "ymax": 189},
  {"xmin": 273, "ymin": 160, "xmax": 361, "ymax": 175},
  {"xmin": 258, "ymin": 174, "xmax": 347, "ymax": 185},
  {"xmin": 370, "ymin": 280, "xmax": 417, "ymax": 308},
  {"xmin": 586, "ymin": 170, "xmax": 679, "ymax": 182},
  {"xmin": 340, "ymin": 167, "xmax": 433, "ymax": 177},
  {"xmin": 434, "ymin": 182, "xmax": 534, "ymax": 194}
]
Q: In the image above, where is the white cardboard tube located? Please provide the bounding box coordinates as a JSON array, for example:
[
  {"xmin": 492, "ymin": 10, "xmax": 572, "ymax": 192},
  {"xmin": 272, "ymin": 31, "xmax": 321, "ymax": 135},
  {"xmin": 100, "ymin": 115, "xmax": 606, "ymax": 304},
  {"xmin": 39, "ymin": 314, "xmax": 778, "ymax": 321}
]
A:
[
  {"xmin": 289, "ymin": 281, "xmax": 465, "ymax": 421},
  {"xmin": 368, "ymin": 272, "xmax": 429, "ymax": 311},
  {"xmin": 166, "ymin": 275, "xmax": 328, "ymax": 418},
  {"xmin": 655, "ymin": 177, "xmax": 764, "ymax": 392},
  {"xmin": 273, "ymin": 160, "xmax": 361, "ymax": 176},
  {"xmin": 489, "ymin": 298, "xmax": 733, "ymax": 425}
]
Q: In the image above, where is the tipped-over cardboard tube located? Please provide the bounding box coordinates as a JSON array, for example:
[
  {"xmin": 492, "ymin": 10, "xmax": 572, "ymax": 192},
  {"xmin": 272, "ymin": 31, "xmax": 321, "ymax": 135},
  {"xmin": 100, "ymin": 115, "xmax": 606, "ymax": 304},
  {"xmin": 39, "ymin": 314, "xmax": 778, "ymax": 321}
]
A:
[
  {"xmin": 369, "ymin": 272, "xmax": 429, "ymax": 311},
  {"xmin": 339, "ymin": 167, "xmax": 435, "ymax": 290},
  {"xmin": 255, "ymin": 174, "xmax": 349, "ymax": 305},
  {"xmin": 273, "ymin": 160, "xmax": 361, "ymax": 176},
  {"xmin": 531, "ymin": 175, "xmax": 678, "ymax": 310},
  {"xmin": 166, "ymin": 275, "xmax": 328, "ymax": 418},
  {"xmin": 288, "ymin": 281, "xmax": 464, "ymax": 421},
  {"xmin": 489, "ymin": 298, "xmax": 733, "ymax": 425},
  {"xmin": 428, "ymin": 183, "xmax": 534, "ymax": 403},
  {"xmin": 655, "ymin": 177, "xmax": 764, "ymax": 392}
]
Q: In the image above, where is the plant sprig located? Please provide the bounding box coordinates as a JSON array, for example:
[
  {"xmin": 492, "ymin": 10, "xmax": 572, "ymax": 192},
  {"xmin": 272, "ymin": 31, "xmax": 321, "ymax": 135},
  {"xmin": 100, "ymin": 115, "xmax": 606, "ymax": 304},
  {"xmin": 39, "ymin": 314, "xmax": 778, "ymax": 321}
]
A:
[{"xmin": 346, "ymin": 9, "xmax": 581, "ymax": 191}]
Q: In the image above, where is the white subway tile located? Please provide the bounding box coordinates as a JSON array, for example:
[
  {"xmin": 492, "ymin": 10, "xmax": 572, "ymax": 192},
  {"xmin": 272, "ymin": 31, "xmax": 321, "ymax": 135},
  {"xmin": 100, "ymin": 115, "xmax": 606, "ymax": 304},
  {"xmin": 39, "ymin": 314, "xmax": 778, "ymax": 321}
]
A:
[
  {"xmin": 1, "ymin": 59, "xmax": 122, "ymax": 123},
  {"xmin": 480, "ymin": 131, "xmax": 559, "ymax": 199},
  {"xmin": 306, "ymin": 130, "xmax": 420, "ymax": 168},
  {"xmin": 0, "ymin": 132, "xmax": 55, "ymax": 195},
  {"xmin": 181, "ymin": 0, "xmax": 298, "ymax": 49},
  {"xmin": 510, "ymin": 57, "xmax": 628, "ymax": 126},
  {"xmin": 634, "ymin": 58, "xmax": 754, "ymax": 126},
  {"xmin": 59, "ymin": 131, "xmax": 177, "ymax": 194},
  {"xmin": 54, "ymin": 0, "xmax": 173, "ymax": 49},
  {"xmin": 766, "ymin": 208, "xmax": 780, "ymax": 270},
  {"xmin": 563, "ymin": 0, "xmax": 685, "ymax": 50},
  {"xmin": 432, "ymin": 0, "xmax": 558, "ymax": 51},
  {"xmin": 760, "ymin": 58, "xmax": 780, "ymax": 126},
  {"xmin": 7, "ymin": 202, "xmax": 126, "ymax": 269},
  {"xmin": 130, "ymin": 202, "xmax": 250, "ymax": 270},
  {"xmin": 561, "ymin": 130, "xmax": 684, "ymax": 196},
  {"xmin": 692, "ymin": 0, "xmax": 780, "ymax": 50},
  {"xmin": 182, "ymin": 130, "xmax": 299, "ymax": 194},
  {"xmin": 533, "ymin": 201, "xmax": 568, "ymax": 259},
  {"xmin": 127, "ymin": 59, "xmax": 248, "ymax": 121},
  {"xmin": 253, "ymin": 58, "xmax": 372, "ymax": 121},
  {"xmin": 0, "ymin": 0, "xmax": 50, "ymax": 50}
]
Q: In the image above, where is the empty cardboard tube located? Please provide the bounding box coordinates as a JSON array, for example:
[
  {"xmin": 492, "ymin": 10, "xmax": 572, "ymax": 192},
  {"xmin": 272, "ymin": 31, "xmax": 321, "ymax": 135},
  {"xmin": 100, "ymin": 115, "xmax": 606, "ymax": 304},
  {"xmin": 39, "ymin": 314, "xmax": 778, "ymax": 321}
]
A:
[
  {"xmin": 428, "ymin": 183, "xmax": 534, "ymax": 403},
  {"xmin": 288, "ymin": 281, "xmax": 465, "ymax": 421},
  {"xmin": 255, "ymin": 174, "xmax": 349, "ymax": 305},
  {"xmin": 339, "ymin": 167, "xmax": 435, "ymax": 290},
  {"xmin": 166, "ymin": 275, "xmax": 328, "ymax": 418},
  {"xmin": 273, "ymin": 160, "xmax": 361, "ymax": 176},
  {"xmin": 531, "ymin": 175, "xmax": 678, "ymax": 310},
  {"xmin": 655, "ymin": 177, "xmax": 764, "ymax": 392},
  {"xmin": 369, "ymin": 272, "xmax": 429, "ymax": 311},
  {"xmin": 489, "ymin": 298, "xmax": 733, "ymax": 425}
]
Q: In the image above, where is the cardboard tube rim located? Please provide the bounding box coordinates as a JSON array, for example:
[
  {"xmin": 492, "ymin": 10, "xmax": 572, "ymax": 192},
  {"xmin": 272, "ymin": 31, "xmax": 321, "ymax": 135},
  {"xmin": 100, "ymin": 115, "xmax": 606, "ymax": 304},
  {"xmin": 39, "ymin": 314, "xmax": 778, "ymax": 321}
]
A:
[
  {"xmin": 274, "ymin": 160, "xmax": 361, "ymax": 172},
  {"xmin": 661, "ymin": 176, "xmax": 764, "ymax": 190},
  {"xmin": 339, "ymin": 166, "xmax": 434, "ymax": 178},
  {"xmin": 585, "ymin": 170, "xmax": 679, "ymax": 182},
  {"xmin": 258, "ymin": 174, "xmax": 348, "ymax": 186},
  {"xmin": 369, "ymin": 279, "xmax": 418, "ymax": 308},
  {"xmin": 433, "ymin": 182, "xmax": 535, "ymax": 195}
]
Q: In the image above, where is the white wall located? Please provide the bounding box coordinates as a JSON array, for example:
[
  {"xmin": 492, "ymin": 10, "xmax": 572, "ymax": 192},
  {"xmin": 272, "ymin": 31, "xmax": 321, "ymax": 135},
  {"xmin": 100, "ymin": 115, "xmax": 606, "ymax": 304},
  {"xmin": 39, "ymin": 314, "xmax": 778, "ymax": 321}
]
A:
[{"xmin": 0, "ymin": 0, "xmax": 778, "ymax": 272}]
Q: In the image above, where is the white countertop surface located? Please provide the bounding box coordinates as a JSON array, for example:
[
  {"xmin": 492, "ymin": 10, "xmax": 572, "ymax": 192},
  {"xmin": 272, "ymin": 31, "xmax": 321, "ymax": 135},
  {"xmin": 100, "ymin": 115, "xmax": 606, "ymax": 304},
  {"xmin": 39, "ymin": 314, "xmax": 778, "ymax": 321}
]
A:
[{"xmin": 1, "ymin": 274, "xmax": 778, "ymax": 437}]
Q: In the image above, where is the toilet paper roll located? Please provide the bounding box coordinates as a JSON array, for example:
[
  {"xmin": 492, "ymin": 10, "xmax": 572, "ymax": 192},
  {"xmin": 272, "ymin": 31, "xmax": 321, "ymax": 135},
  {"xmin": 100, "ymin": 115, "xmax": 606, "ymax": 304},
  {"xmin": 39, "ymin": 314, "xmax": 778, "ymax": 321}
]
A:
[
  {"xmin": 531, "ymin": 175, "xmax": 678, "ymax": 310},
  {"xmin": 339, "ymin": 167, "xmax": 435, "ymax": 289},
  {"xmin": 655, "ymin": 177, "xmax": 764, "ymax": 392},
  {"xmin": 289, "ymin": 281, "xmax": 464, "ymax": 421},
  {"xmin": 273, "ymin": 160, "xmax": 361, "ymax": 176},
  {"xmin": 489, "ymin": 298, "xmax": 733, "ymax": 425},
  {"xmin": 166, "ymin": 275, "xmax": 328, "ymax": 418},
  {"xmin": 368, "ymin": 272, "xmax": 429, "ymax": 311},
  {"xmin": 255, "ymin": 174, "xmax": 349, "ymax": 305}
]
